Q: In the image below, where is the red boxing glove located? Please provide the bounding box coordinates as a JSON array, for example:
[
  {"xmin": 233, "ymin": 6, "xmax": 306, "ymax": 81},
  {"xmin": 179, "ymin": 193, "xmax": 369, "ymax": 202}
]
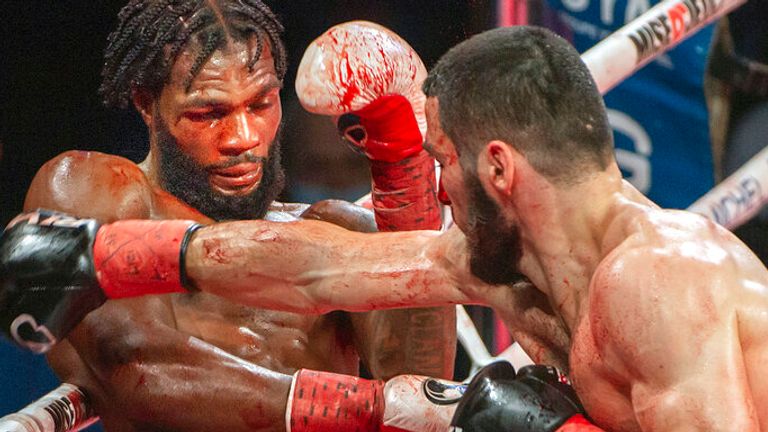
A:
[
  {"xmin": 337, "ymin": 94, "xmax": 423, "ymax": 163},
  {"xmin": 296, "ymin": 21, "xmax": 440, "ymax": 231}
]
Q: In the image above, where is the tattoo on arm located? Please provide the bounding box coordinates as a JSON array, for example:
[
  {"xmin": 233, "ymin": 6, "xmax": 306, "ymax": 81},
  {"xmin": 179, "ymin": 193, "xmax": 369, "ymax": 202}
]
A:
[{"xmin": 353, "ymin": 306, "xmax": 456, "ymax": 379}]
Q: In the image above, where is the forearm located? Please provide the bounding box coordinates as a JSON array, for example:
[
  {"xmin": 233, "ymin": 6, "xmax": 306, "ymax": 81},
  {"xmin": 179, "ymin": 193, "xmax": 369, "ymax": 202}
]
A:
[
  {"xmin": 65, "ymin": 304, "xmax": 291, "ymax": 432},
  {"xmin": 184, "ymin": 220, "xmax": 470, "ymax": 313},
  {"xmin": 353, "ymin": 307, "xmax": 456, "ymax": 379},
  {"xmin": 362, "ymin": 148, "xmax": 456, "ymax": 378}
]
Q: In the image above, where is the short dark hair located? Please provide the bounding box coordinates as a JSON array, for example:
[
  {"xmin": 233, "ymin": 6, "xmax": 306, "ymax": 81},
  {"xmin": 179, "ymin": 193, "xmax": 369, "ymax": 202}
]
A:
[
  {"xmin": 100, "ymin": 0, "xmax": 287, "ymax": 108},
  {"xmin": 423, "ymin": 26, "xmax": 613, "ymax": 184}
]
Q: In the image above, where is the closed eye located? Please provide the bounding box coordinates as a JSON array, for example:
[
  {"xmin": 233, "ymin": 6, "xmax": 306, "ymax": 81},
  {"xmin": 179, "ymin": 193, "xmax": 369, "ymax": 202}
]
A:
[
  {"xmin": 184, "ymin": 108, "xmax": 227, "ymax": 122},
  {"xmin": 248, "ymin": 88, "xmax": 280, "ymax": 112}
]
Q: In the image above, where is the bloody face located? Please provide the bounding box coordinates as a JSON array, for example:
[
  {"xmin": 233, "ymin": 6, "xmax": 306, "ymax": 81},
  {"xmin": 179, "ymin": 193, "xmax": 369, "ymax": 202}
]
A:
[
  {"xmin": 424, "ymin": 98, "xmax": 524, "ymax": 285},
  {"xmin": 151, "ymin": 38, "xmax": 284, "ymax": 220}
]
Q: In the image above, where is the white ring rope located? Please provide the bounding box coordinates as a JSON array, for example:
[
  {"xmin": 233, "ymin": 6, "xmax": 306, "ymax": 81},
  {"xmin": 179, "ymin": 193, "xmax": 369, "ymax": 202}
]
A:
[
  {"xmin": 688, "ymin": 145, "xmax": 768, "ymax": 229},
  {"xmin": 583, "ymin": 0, "xmax": 746, "ymax": 94},
  {"xmin": 0, "ymin": 384, "xmax": 96, "ymax": 432}
]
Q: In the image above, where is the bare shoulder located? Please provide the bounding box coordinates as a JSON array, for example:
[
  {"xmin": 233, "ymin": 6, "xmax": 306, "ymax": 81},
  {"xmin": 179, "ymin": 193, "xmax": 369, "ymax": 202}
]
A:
[
  {"xmin": 589, "ymin": 208, "xmax": 765, "ymax": 366},
  {"xmin": 298, "ymin": 199, "xmax": 377, "ymax": 233},
  {"xmin": 25, "ymin": 150, "xmax": 153, "ymax": 222},
  {"xmin": 266, "ymin": 201, "xmax": 311, "ymax": 221}
]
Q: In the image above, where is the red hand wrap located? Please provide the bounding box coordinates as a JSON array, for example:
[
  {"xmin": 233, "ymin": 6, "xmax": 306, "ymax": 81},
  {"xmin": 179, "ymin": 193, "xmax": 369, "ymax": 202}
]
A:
[
  {"xmin": 557, "ymin": 414, "xmax": 605, "ymax": 431},
  {"xmin": 352, "ymin": 94, "xmax": 424, "ymax": 163},
  {"xmin": 288, "ymin": 369, "xmax": 385, "ymax": 432},
  {"xmin": 344, "ymin": 94, "xmax": 442, "ymax": 231},
  {"xmin": 371, "ymin": 150, "xmax": 441, "ymax": 231},
  {"xmin": 93, "ymin": 220, "xmax": 197, "ymax": 298}
]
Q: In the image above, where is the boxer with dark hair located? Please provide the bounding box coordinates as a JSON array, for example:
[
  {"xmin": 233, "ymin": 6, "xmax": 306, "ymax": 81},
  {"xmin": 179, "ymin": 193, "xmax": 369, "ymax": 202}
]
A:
[
  {"xmin": 5, "ymin": 2, "xmax": 456, "ymax": 431},
  {"xmin": 5, "ymin": 25, "xmax": 768, "ymax": 431}
]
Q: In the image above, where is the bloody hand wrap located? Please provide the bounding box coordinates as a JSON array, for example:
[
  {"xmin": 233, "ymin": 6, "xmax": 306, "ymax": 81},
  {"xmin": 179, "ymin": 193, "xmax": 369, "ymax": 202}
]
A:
[
  {"xmin": 370, "ymin": 151, "xmax": 441, "ymax": 231},
  {"xmin": 93, "ymin": 220, "xmax": 201, "ymax": 298},
  {"xmin": 287, "ymin": 369, "xmax": 387, "ymax": 432},
  {"xmin": 339, "ymin": 95, "xmax": 441, "ymax": 232}
]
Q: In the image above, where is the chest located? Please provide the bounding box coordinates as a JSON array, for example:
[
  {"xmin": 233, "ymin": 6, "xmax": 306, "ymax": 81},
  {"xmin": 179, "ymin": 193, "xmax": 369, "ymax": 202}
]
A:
[{"xmin": 171, "ymin": 292, "xmax": 359, "ymax": 374}]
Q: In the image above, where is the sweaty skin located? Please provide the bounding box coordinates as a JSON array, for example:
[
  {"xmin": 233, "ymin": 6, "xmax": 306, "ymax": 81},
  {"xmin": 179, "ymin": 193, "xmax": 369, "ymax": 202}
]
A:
[
  {"xmin": 169, "ymin": 98, "xmax": 768, "ymax": 431},
  {"xmin": 22, "ymin": 39, "xmax": 455, "ymax": 432}
]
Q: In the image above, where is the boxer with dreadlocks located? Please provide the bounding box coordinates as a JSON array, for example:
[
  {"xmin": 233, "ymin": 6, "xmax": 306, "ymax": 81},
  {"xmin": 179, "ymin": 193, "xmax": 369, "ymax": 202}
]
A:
[{"xmin": 15, "ymin": 1, "xmax": 457, "ymax": 430}]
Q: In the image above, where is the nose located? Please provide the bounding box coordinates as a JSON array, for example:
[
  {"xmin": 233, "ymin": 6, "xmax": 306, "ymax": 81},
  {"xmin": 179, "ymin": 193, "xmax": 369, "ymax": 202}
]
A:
[
  {"xmin": 219, "ymin": 110, "xmax": 262, "ymax": 156},
  {"xmin": 438, "ymin": 176, "xmax": 451, "ymax": 205}
]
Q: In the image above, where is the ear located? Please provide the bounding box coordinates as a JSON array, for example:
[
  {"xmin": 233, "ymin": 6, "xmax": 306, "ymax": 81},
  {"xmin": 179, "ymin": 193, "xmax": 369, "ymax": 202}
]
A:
[
  {"xmin": 131, "ymin": 88, "xmax": 155, "ymax": 128},
  {"xmin": 480, "ymin": 140, "xmax": 516, "ymax": 197}
]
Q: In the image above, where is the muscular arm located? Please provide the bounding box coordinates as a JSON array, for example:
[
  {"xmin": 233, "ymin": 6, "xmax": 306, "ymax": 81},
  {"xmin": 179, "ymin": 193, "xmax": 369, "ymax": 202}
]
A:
[
  {"xmin": 58, "ymin": 299, "xmax": 290, "ymax": 432},
  {"xmin": 25, "ymin": 151, "xmax": 290, "ymax": 432},
  {"xmin": 349, "ymin": 307, "xmax": 456, "ymax": 379},
  {"xmin": 277, "ymin": 198, "xmax": 458, "ymax": 391},
  {"xmin": 593, "ymin": 248, "xmax": 760, "ymax": 431},
  {"xmin": 25, "ymin": 151, "xmax": 154, "ymax": 222},
  {"xmin": 301, "ymin": 200, "xmax": 457, "ymax": 379},
  {"xmin": 185, "ymin": 221, "xmax": 478, "ymax": 314}
]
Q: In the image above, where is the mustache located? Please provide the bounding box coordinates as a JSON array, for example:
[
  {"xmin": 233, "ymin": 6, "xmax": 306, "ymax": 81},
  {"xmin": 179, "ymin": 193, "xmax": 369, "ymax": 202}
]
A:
[{"xmin": 207, "ymin": 153, "xmax": 266, "ymax": 170}]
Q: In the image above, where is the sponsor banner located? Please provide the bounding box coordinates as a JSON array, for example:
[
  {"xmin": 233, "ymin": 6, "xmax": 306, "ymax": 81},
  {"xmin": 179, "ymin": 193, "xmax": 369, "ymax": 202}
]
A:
[{"xmin": 542, "ymin": 0, "xmax": 717, "ymax": 209}]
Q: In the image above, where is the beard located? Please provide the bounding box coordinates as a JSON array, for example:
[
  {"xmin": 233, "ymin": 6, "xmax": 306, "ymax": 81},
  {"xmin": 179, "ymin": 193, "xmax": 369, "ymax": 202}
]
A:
[
  {"xmin": 154, "ymin": 117, "xmax": 285, "ymax": 221},
  {"xmin": 464, "ymin": 174, "xmax": 525, "ymax": 285}
]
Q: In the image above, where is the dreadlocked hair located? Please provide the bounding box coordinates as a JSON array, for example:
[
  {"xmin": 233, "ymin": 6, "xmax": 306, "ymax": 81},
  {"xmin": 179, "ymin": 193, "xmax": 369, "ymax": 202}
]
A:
[{"xmin": 100, "ymin": 0, "xmax": 287, "ymax": 108}]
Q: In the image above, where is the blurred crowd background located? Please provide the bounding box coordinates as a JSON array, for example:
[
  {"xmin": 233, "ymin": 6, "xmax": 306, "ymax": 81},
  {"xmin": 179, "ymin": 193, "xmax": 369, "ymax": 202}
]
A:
[{"xmin": 1, "ymin": 0, "xmax": 766, "ymax": 425}]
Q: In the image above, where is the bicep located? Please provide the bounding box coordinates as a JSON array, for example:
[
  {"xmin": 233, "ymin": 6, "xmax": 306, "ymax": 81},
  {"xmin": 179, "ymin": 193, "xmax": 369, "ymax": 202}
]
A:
[
  {"xmin": 596, "ymin": 252, "xmax": 759, "ymax": 430},
  {"xmin": 628, "ymin": 333, "xmax": 758, "ymax": 431},
  {"xmin": 46, "ymin": 298, "xmax": 177, "ymax": 430},
  {"xmin": 57, "ymin": 297, "xmax": 293, "ymax": 431}
]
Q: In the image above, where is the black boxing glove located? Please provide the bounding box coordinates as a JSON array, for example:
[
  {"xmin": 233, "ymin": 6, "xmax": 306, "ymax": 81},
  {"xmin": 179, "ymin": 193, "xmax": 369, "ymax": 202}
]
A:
[
  {"xmin": 0, "ymin": 210, "xmax": 200, "ymax": 353},
  {"xmin": 450, "ymin": 362, "xmax": 602, "ymax": 432}
]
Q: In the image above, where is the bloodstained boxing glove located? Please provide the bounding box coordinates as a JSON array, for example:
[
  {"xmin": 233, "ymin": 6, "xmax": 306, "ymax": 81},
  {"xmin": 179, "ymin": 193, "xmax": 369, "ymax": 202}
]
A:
[
  {"xmin": 296, "ymin": 21, "xmax": 440, "ymax": 231},
  {"xmin": 287, "ymin": 369, "xmax": 465, "ymax": 432},
  {"xmin": 450, "ymin": 362, "xmax": 603, "ymax": 432},
  {"xmin": 0, "ymin": 210, "xmax": 200, "ymax": 352}
]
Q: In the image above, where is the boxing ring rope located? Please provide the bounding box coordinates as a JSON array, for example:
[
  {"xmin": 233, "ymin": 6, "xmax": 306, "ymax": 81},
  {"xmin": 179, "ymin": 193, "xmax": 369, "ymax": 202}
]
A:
[
  {"xmin": 582, "ymin": 0, "xmax": 746, "ymax": 94},
  {"xmin": 0, "ymin": 384, "xmax": 96, "ymax": 432},
  {"xmin": 688, "ymin": 144, "xmax": 768, "ymax": 230},
  {"xmin": 0, "ymin": 0, "xmax": 757, "ymax": 429}
]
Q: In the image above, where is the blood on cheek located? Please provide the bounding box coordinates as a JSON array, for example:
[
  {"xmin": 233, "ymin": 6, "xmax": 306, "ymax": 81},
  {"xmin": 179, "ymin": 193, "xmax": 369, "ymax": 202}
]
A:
[{"xmin": 174, "ymin": 121, "xmax": 227, "ymax": 160}]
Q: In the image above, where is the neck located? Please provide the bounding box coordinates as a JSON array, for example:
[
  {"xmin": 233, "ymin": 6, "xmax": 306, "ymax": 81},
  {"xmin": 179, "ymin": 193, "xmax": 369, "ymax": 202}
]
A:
[
  {"xmin": 139, "ymin": 148, "xmax": 161, "ymax": 185},
  {"xmin": 516, "ymin": 164, "xmax": 628, "ymax": 331}
]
